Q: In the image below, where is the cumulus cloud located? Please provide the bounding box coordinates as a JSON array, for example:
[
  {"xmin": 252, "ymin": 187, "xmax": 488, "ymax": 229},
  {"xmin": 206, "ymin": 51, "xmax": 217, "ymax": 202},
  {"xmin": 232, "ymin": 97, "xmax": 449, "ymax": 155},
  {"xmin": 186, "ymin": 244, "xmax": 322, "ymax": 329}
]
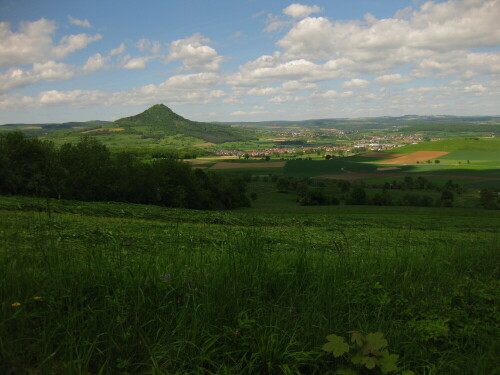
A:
[
  {"xmin": 0, "ymin": 71, "xmax": 224, "ymax": 110},
  {"xmin": 375, "ymin": 74, "xmax": 412, "ymax": 84},
  {"xmin": 341, "ymin": 78, "xmax": 371, "ymax": 89},
  {"xmin": 228, "ymin": 58, "xmax": 346, "ymax": 86},
  {"xmin": 277, "ymin": 0, "xmax": 500, "ymax": 65},
  {"xmin": 247, "ymin": 80, "xmax": 317, "ymax": 97},
  {"xmin": 247, "ymin": 87, "xmax": 280, "ymax": 96},
  {"xmin": 263, "ymin": 14, "xmax": 293, "ymax": 32},
  {"xmin": 227, "ymin": 0, "xmax": 499, "ymax": 105},
  {"xmin": 82, "ymin": 53, "xmax": 109, "ymax": 73},
  {"xmin": 464, "ymin": 84, "xmax": 487, "ymax": 93},
  {"xmin": 230, "ymin": 110, "xmax": 268, "ymax": 116},
  {"xmin": 68, "ymin": 16, "xmax": 92, "ymax": 28},
  {"xmin": 136, "ymin": 38, "xmax": 161, "ymax": 54},
  {"xmin": 165, "ymin": 33, "xmax": 225, "ymax": 71},
  {"xmin": 109, "ymin": 43, "xmax": 126, "ymax": 56},
  {"xmin": 0, "ymin": 61, "xmax": 74, "ymax": 93},
  {"xmin": 312, "ymin": 90, "xmax": 339, "ymax": 99},
  {"xmin": 123, "ymin": 56, "xmax": 154, "ymax": 69},
  {"xmin": 159, "ymin": 72, "xmax": 221, "ymax": 89},
  {"xmin": 0, "ymin": 19, "xmax": 101, "ymax": 69},
  {"xmin": 283, "ymin": 4, "xmax": 321, "ymax": 19}
]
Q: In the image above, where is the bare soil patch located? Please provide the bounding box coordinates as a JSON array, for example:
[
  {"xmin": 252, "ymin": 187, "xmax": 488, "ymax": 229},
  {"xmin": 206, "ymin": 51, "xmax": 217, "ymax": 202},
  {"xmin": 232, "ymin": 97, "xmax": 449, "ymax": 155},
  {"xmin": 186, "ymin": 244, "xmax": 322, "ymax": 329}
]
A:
[
  {"xmin": 197, "ymin": 156, "xmax": 240, "ymax": 160},
  {"xmin": 209, "ymin": 161, "xmax": 286, "ymax": 170},
  {"xmin": 24, "ymin": 126, "xmax": 42, "ymax": 130},
  {"xmin": 376, "ymin": 167, "xmax": 401, "ymax": 171},
  {"xmin": 361, "ymin": 152, "xmax": 403, "ymax": 158},
  {"xmin": 380, "ymin": 151, "xmax": 449, "ymax": 164},
  {"xmin": 185, "ymin": 160, "xmax": 215, "ymax": 165}
]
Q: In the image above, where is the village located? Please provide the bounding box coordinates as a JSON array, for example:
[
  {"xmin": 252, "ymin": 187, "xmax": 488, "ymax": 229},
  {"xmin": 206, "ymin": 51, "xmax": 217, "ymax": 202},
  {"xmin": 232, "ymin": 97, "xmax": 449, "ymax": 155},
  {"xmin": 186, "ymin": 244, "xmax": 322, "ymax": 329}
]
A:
[{"xmin": 211, "ymin": 132, "xmax": 430, "ymax": 158}]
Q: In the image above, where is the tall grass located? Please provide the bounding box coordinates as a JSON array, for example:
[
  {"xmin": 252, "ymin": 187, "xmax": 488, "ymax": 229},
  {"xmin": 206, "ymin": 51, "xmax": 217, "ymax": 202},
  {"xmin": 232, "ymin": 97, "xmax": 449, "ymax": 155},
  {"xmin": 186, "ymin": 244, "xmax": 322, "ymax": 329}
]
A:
[{"xmin": 0, "ymin": 199, "xmax": 498, "ymax": 374}]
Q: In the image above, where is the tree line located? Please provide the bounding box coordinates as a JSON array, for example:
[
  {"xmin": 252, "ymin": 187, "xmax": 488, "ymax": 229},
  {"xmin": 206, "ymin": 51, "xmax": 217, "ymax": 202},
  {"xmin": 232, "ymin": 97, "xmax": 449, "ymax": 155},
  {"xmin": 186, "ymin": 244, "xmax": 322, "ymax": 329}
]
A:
[
  {"xmin": 272, "ymin": 176, "xmax": 472, "ymax": 208},
  {"xmin": 0, "ymin": 132, "xmax": 249, "ymax": 209}
]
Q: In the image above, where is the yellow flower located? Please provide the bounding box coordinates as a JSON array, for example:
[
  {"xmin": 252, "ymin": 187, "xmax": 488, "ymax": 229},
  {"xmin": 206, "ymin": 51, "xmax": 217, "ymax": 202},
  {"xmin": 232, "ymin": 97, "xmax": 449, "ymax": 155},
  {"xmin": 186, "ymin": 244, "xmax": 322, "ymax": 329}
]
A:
[
  {"xmin": 33, "ymin": 296, "xmax": 42, "ymax": 300},
  {"xmin": 11, "ymin": 302, "xmax": 21, "ymax": 307}
]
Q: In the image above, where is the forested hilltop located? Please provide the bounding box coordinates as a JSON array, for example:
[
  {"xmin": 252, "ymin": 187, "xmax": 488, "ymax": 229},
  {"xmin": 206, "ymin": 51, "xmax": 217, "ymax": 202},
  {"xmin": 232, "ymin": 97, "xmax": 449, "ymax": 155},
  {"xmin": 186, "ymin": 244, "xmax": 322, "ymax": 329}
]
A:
[
  {"xmin": 114, "ymin": 104, "xmax": 255, "ymax": 143},
  {"xmin": 0, "ymin": 132, "xmax": 249, "ymax": 209}
]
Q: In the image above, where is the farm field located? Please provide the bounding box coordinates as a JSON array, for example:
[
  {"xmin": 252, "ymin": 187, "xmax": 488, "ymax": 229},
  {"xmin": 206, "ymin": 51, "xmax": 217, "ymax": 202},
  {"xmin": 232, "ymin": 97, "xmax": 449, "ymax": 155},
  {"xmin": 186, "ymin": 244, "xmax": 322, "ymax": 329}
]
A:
[{"xmin": 0, "ymin": 195, "xmax": 499, "ymax": 374}]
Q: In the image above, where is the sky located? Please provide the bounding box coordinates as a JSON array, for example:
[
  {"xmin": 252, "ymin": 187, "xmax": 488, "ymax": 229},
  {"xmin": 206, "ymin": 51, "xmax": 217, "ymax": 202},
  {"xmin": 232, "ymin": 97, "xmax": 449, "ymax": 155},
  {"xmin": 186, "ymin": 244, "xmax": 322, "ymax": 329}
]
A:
[{"xmin": 0, "ymin": 0, "xmax": 499, "ymax": 124}]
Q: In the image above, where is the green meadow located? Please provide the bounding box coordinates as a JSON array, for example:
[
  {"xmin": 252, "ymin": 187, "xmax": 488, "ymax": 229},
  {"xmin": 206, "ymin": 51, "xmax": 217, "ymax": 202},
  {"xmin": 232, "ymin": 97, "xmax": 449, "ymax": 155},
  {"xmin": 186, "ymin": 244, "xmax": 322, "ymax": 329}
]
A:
[
  {"xmin": 1, "ymin": 195, "xmax": 499, "ymax": 374},
  {"xmin": 1, "ymin": 135, "xmax": 499, "ymax": 374}
]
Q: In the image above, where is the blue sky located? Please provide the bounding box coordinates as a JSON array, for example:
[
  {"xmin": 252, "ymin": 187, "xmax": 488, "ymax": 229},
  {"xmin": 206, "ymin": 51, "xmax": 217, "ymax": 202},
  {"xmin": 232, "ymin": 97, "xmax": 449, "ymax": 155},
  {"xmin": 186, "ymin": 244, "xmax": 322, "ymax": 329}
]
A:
[{"xmin": 0, "ymin": 0, "xmax": 499, "ymax": 123}]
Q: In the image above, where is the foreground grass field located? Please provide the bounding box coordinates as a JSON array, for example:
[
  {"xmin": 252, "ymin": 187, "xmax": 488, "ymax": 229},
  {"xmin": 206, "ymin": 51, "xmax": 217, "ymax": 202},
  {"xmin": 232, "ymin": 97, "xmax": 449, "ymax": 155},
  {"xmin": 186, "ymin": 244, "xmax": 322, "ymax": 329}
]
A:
[{"xmin": 1, "ymin": 196, "xmax": 498, "ymax": 374}]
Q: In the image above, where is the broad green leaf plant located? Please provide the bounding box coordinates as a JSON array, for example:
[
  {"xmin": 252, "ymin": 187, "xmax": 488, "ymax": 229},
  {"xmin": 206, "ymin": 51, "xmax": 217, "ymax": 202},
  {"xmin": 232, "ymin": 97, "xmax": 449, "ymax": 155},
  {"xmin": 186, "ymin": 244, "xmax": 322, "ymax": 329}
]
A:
[{"xmin": 323, "ymin": 331, "xmax": 414, "ymax": 375}]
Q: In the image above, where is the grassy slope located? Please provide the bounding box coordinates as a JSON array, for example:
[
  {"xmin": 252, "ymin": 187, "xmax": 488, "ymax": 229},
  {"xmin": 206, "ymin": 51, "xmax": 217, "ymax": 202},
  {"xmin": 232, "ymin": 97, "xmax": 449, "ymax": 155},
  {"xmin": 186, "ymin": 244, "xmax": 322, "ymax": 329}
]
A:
[
  {"xmin": 390, "ymin": 137, "xmax": 500, "ymax": 154},
  {"xmin": 1, "ymin": 195, "xmax": 499, "ymax": 374}
]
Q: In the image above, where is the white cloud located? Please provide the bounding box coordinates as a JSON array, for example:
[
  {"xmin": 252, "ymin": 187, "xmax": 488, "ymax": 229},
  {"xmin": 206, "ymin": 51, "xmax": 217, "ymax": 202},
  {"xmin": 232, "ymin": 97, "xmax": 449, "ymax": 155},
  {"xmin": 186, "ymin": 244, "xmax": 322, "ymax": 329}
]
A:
[
  {"xmin": 283, "ymin": 4, "xmax": 322, "ymax": 19},
  {"xmin": 263, "ymin": 14, "xmax": 293, "ymax": 32},
  {"xmin": 0, "ymin": 71, "xmax": 224, "ymax": 109},
  {"xmin": 276, "ymin": 0, "xmax": 500, "ymax": 69},
  {"xmin": 52, "ymin": 33, "xmax": 102, "ymax": 60},
  {"xmin": 228, "ymin": 58, "xmax": 346, "ymax": 86},
  {"xmin": 38, "ymin": 89, "xmax": 103, "ymax": 105},
  {"xmin": 82, "ymin": 53, "xmax": 109, "ymax": 73},
  {"xmin": 247, "ymin": 87, "xmax": 280, "ymax": 96},
  {"xmin": 165, "ymin": 33, "xmax": 224, "ymax": 71},
  {"xmin": 209, "ymin": 89, "xmax": 226, "ymax": 98},
  {"xmin": 282, "ymin": 80, "xmax": 317, "ymax": 90},
  {"xmin": 375, "ymin": 74, "xmax": 412, "ymax": 84},
  {"xmin": 68, "ymin": 16, "xmax": 92, "ymax": 28},
  {"xmin": 159, "ymin": 72, "xmax": 221, "ymax": 89},
  {"xmin": 0, "ymin": 61, "xmax": 74, "ymax": 93},
  {"xmin": 0, "ymin": 19, "xmax": 102, "ymax": 69},
  {"xmin": 230, "ymin": 110, "xmax": 268, "ymax": 116},
  {"xmin": 109, "ymin": 43, "xmax": 126, "ymax": 56},
  {"xmin": 341, "ymin": 78, "xmax": 371, "ymax": 89},
  {"xmin": 464, "ymin": 84, "xmax": 487, "ymax": 93},
  {"xmin": 269, "ymin": 95, "xmax": 298, "ymax": 103},
  {"xmin": 312, "ymin": 90, "xmax": 339, "ymax": 99},
  {"xmin": 123, "ymin": 56, "xmax": 154, "ymax": 69},
  {"xmin": 136, "ymin": 38, "xmax": 161, "ymax": 54}
]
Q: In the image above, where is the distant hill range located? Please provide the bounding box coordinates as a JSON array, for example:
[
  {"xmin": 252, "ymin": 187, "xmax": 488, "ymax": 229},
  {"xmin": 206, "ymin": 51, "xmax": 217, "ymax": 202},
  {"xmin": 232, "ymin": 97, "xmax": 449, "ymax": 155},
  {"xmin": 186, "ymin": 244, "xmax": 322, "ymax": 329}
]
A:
[
  {"xmin": 1, "ymin": 109, "xmax": 499, "ymax": 144},
  {"xmin": 0, "ymin": 104, "xmax": 255, "ymax": 145},
  {"xmin": 220, "ymin": 115, "xmax": 500, "ymax": 133}
]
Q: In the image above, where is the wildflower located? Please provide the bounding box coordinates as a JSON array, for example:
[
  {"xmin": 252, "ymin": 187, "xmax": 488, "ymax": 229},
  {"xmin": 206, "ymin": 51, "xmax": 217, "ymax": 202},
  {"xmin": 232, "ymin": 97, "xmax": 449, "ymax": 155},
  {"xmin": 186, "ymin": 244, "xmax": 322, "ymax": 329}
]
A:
[
  {"xmin": 33, "ymin": 296, "xmax": 42, "ymax": 300},
  {"xmin": 11, "ymin": 302, "xmax": 21, "ymax": 307}
]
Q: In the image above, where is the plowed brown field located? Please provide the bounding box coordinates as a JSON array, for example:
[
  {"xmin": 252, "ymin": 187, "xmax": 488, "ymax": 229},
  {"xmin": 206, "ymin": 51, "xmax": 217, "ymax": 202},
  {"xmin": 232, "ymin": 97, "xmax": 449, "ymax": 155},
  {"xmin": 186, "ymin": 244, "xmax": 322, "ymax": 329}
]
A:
[
  {"xmin": 380, "ymin": 151, "xmax": 449, "ymax": 164},
  {"xmin": 209, "ymin": 161, "xmax": 286, "ymax": 169}
]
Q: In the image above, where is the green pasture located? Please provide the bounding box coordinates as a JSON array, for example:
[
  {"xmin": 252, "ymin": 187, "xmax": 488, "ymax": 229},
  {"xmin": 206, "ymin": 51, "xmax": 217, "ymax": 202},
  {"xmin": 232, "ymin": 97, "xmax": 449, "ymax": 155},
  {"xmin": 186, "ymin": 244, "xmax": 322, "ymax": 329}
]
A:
[
  {"xmin": 439, "ymin": 150, "xmax": 500, "ymax": 161},
  {"xmin": 391, "ymin": 137, "xmax": 500, "ymax": 154},
  {"xmin": 283, "ymin": 159, "xmax": 378, "ymax": 178},
  {"xmin": 1, "ymin": 195, "xmax": 498, "ymax": 374},
  {"xmin": 209, "ymin": 166, "xmax": 284, "ymax": 176}
]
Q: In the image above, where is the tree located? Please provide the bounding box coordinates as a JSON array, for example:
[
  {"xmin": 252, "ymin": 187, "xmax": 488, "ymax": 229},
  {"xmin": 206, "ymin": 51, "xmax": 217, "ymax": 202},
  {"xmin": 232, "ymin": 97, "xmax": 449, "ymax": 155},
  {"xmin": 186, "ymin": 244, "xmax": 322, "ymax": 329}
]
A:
[
  {"xmin": 349, "ymin": 186, "xmax": 366, "ymax": 205},
  {"xmin": 480, "ymin": 188, "xmax": 498, "ymax": 209}
]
